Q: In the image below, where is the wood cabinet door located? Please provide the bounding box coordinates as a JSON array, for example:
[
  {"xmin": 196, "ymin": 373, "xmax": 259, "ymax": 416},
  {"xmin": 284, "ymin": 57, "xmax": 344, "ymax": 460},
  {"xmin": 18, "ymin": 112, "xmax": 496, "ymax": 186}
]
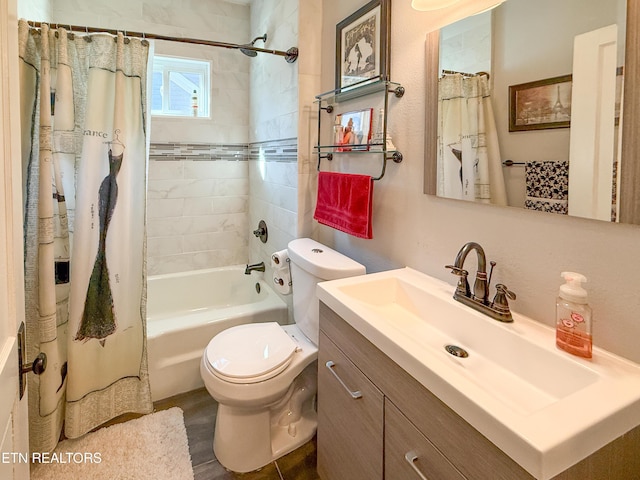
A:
[
  {"xmin": 317, "ymin": 332, "xmax": 384, "ymax": 480},
  {"xmin": 385, "ymin": 400, "xmax": 466, "ymax": 480}
]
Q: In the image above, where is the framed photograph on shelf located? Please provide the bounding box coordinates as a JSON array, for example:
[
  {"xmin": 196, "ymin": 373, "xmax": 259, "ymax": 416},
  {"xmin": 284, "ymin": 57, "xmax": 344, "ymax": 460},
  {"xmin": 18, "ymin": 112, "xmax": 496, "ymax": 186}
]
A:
[
  {"xmin": 335, "ymin": 0, "xmax": 391, "ymax": 90},
  {"xmin": 509, "ymin": 74, "xmax": 573, "ymax": 131},
  {"xmin": 335, "ymin": 108, "xmax": 373, "ymax": 151}
]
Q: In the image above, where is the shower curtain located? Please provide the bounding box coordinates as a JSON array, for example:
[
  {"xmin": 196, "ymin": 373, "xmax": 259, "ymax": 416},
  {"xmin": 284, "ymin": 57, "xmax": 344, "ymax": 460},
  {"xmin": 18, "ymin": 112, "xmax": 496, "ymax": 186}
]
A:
[
  {"xmin": 437, "ymin": 73, "xmax": 507, "ymax": 205},
  {"xmin": 19, "ymin": 20, "xmax": 152, "ymax": 453}
]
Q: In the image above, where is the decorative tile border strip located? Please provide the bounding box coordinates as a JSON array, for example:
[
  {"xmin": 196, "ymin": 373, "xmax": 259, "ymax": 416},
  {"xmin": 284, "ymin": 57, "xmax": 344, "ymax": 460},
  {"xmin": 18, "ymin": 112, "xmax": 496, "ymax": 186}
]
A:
[
  {"xmin": 248, "ymin": 137, "xmax": 298, "ymax": 163},
  {"xmin": 149, "ymin": 142, "xmax": 248, "ymax": 161},
  {"xmin": 149, "ymin": 138, "xmax": 298, "ymax": 163}
]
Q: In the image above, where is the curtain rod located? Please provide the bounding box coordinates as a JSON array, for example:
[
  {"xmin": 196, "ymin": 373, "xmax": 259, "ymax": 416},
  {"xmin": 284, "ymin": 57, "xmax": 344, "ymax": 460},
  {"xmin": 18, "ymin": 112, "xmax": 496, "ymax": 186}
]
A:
[{"xmin": 25, "ymin": 21, "xmax": 299, "ymax": 63}]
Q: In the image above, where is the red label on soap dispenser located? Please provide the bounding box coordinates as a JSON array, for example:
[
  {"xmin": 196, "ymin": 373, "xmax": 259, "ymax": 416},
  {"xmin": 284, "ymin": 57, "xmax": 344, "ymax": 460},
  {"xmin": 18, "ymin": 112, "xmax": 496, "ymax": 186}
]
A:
[{"xmin": 556, "ymin": 313, "xmax": 592, "ymax": 359}]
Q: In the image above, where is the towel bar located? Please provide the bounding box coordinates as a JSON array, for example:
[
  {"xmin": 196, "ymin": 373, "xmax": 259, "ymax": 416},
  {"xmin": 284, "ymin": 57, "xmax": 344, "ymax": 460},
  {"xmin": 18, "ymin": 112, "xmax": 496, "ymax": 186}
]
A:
[
  {"xmin": 316, "ymin": 151, "xmax": 402, "ymax": 181},
  {"xmin": 503, "ymin": 159, "xmax": 525, "ymax": 167}
]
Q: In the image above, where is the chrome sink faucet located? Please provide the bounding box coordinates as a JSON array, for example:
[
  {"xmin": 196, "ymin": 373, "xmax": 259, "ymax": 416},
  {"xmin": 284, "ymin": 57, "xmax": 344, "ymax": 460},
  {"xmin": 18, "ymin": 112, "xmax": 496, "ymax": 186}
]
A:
[
  {"xmin": 244, "ymin": 261, "xmax": 266, "ymax": 275},
  {"xmin": 453, "ymin": 241, "xmax": 488, "ymax": 303},
  {"xmin": 445, "ymin": 242, "xmax": 516, "ymax": 322}
]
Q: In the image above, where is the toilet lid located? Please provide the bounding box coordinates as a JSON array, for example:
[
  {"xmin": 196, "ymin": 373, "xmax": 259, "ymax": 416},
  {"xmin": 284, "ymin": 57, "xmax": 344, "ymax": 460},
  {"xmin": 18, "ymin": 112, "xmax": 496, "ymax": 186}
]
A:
[{"xmin": 205, "ymin": 322, "xmax": 298, "ymax": 382}]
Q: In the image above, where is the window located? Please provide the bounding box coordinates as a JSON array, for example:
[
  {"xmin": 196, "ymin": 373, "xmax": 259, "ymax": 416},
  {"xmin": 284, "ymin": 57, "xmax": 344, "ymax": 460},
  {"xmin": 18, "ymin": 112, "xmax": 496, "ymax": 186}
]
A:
[{"xmin": 151, "ymin": 55, "xmax": 210, "ymax": 118}]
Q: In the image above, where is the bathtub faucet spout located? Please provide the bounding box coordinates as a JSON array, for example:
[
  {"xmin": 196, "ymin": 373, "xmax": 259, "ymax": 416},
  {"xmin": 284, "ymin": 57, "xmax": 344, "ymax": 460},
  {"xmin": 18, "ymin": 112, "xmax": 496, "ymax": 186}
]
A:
[{"xmin": 245, "ymin": 261, "xmax": 266, "ymax": 275}]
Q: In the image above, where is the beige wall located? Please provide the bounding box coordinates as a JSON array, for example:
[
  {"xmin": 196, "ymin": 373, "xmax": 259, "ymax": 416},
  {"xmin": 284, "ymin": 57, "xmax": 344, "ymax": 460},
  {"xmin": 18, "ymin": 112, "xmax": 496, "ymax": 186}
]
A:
[
  {"xmin": 492, "ymin": 0, "xmax": 626, "ymax": 207},
  {"xmin": 318, "ymin": 0, "xmax": 640, "ymax": 364}
]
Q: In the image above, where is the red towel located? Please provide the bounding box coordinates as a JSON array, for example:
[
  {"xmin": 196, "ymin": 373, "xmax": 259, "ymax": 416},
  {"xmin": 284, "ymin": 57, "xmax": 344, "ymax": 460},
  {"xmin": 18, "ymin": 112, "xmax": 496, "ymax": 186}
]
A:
[{"xmin": 313, "ymin": 171, "xmax": 373, "ymax": 239}]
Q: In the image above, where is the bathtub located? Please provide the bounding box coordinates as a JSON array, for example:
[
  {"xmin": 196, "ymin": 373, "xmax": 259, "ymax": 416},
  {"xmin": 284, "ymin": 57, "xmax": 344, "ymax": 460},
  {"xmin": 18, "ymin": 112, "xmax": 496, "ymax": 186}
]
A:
[{"xmin": 147, "ymin": 265, "xmax": 288, "ymax": 401}]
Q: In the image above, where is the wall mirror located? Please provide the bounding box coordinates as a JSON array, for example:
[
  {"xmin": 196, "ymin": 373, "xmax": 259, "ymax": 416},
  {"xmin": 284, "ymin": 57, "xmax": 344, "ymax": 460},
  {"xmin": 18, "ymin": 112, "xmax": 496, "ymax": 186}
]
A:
[{"xmin": 424, "ymin": 0, "xmax": 640, "ymax": 225}]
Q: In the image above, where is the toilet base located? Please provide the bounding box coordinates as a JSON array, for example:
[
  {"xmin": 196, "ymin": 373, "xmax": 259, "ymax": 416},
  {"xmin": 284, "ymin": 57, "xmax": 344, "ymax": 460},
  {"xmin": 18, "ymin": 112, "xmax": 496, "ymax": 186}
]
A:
[{"xmin": 212, "ymin": 364, "xmax": 318, "ymax": 473}]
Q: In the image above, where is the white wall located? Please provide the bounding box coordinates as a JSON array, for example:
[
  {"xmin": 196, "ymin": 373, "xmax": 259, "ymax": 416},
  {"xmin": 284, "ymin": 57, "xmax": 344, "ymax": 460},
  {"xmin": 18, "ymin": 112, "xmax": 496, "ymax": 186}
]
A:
[
  {"xmin": 318, "ymin": 0, "xmax": 640, "ymax": 364},
  {"xmin": 146, "ymin": 145, "xmax": 249, "ymax": 275},
  {"xmin": 247, "ymin": 0, "xmax": 296, "ymax": 292},
  {"xmin": 248, "ymin": 0, "xmax": 298, "ymax": 143},
  {"xmin": 51, "ymin": 0, "xmax": 251, "ymax": 144},
  {"xmin": 17, "ymin": 0, "xmax": 51, "ymax": 21},
  {"xmin": 439, "ymin": 10, "xmax": 491, "ymax": 76},
  {"xmin": 246, "ymin": 0, "xmax": 322, "ymax": 319}
]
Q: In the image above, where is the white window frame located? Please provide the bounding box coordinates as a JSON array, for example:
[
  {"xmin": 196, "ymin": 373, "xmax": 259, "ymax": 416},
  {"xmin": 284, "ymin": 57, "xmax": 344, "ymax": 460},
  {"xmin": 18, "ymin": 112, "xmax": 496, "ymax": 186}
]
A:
[{"xmin": 151, "ymin": 55, "xmax": 211, "ymax": 118}]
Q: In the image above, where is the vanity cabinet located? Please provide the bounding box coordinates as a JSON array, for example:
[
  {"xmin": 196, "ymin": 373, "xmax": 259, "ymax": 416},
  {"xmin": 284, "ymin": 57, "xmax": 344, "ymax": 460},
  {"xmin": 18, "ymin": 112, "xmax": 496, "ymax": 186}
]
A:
[{"xmin": 317, "ymin": 301, "xmax": 640, "ymax": 480}]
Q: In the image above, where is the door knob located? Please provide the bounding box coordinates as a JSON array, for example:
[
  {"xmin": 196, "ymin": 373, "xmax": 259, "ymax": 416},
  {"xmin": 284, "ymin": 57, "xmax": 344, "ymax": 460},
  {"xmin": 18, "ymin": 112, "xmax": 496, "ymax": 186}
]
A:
[
  {"xmin": 21, "ymin": 352, "xmax": 47, "ymax": 376},
  {"xmin": 17, "ymin": 322, "xmax": 47, "ymax": 399}
]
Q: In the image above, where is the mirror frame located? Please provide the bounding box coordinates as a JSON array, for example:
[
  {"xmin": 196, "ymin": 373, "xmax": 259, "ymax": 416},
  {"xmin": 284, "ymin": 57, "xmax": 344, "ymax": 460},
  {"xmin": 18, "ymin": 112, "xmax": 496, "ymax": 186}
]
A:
[{"xmin": 424, "ymin": 0, "xmax": 640, "ymax": 224}]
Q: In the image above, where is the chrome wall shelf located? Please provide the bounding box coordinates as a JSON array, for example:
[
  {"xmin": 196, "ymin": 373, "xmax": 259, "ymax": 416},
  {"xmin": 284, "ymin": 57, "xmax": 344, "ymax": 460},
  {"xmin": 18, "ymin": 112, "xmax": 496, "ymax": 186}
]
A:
[
  {"xmin": 314, "ymin": 78, "xmax": 405, "ymax": 181},
  {"xmin": 315, "ymin": 78, "xmax": 405, "ymax": 104}
]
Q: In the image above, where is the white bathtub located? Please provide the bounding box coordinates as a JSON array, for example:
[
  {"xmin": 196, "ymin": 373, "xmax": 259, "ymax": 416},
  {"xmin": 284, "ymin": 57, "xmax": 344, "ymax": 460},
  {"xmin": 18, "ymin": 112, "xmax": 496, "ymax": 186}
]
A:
[{"xmin": 147, "ymin": 265, "xmax": 288, "ymax": 401}]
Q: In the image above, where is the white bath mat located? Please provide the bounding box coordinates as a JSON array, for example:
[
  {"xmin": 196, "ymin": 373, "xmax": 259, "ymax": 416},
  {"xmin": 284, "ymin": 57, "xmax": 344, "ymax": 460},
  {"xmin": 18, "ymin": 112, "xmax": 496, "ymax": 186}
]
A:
[{"xmin": 31, "ymin": 407, "xmax": 194, "ymax": 480}]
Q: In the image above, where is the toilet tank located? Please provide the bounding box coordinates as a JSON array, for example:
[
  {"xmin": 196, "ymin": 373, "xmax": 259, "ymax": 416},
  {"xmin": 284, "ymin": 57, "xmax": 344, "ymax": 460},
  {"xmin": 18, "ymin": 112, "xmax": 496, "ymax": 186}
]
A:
[{"xmin": 287, "ymin": 238, "xmax": 366, "ymax": 345}]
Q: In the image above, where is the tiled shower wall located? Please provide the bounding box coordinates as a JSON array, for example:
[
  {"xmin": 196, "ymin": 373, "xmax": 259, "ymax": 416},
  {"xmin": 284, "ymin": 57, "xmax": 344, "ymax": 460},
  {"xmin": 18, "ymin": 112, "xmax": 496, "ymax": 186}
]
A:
[
  {"xmin": 147, "ymin": 139, "xmax": 298, "ymax": 276},
  {"xmin": 248, "ymin": 138, "xmax": 298, "ymax": 267},
  {"xmin": 147, "ymin": 143, "xmax": 249, "ymax": 276}
]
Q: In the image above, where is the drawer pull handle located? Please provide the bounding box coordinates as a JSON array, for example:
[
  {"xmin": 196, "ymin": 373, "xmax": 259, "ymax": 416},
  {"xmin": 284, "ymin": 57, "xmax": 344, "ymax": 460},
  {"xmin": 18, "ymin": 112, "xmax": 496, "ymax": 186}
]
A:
[
  {"xmin": 325, "ymin": 361, "xmax": 362, "ymax": 399},
  {"xmin": 405, "ymin": 451, "xmax": 429, "ymax": 480}
]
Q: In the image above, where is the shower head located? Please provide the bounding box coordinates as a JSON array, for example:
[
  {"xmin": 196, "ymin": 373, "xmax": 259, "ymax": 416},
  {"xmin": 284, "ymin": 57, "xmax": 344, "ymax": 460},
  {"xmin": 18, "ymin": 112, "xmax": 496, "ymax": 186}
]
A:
[{"xmin": 240, "ymin": 34, "xmax": 267, "ymax": 57}]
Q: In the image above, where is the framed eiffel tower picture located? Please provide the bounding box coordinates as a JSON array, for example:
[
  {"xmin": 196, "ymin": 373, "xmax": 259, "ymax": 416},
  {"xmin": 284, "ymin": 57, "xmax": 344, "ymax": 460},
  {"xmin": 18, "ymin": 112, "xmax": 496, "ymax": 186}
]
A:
[{"xmin": 509, "ymin": 74, "xmax": 572, "ymax": 131}]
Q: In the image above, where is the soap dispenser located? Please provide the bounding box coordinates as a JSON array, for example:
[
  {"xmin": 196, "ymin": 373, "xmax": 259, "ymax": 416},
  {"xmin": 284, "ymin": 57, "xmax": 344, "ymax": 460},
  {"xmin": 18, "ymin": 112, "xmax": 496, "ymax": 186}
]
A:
[{"xmin": 556, "ymin": 272, "xmax": 592, "ymax": 358}]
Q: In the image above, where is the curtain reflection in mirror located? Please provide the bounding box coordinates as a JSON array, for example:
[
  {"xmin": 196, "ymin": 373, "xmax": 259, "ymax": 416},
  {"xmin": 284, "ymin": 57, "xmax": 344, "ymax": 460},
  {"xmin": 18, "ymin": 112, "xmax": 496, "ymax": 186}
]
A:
[{"xmin": 437, "ymin": 73, "xmax": 507, "ymax": 205}]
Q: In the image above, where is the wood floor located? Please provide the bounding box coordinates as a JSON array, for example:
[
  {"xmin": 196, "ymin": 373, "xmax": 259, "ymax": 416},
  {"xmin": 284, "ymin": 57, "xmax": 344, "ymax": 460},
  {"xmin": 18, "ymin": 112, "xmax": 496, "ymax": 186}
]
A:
[{"xmin": 154, "ymin": 388, "xmax": 321, "ymax": 480}]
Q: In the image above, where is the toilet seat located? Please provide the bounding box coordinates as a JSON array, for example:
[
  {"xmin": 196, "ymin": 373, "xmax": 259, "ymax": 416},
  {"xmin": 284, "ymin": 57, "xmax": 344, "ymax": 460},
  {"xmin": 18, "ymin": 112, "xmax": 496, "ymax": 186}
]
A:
[{"xmin": 205, "ymin": 322, "xmax": 298, "ymax": 384}]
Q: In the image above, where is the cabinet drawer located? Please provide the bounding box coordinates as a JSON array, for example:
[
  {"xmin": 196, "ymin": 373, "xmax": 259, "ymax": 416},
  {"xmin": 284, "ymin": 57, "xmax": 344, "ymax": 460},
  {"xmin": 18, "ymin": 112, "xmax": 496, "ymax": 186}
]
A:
[
  {"xmin": 317, "ymin": 331, "xmax": 384, "ymax": 480},
  {"xmin": 386, "ymin": 399, "xmax": 465, "ymax": 480}
]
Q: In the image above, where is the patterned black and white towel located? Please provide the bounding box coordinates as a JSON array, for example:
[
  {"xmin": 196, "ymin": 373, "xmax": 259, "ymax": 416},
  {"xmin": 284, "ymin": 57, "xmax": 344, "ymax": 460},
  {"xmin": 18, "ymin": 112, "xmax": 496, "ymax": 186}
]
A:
[{"xmin": 524, "ymin": 160, "xmax": 569, "ymax": 214}]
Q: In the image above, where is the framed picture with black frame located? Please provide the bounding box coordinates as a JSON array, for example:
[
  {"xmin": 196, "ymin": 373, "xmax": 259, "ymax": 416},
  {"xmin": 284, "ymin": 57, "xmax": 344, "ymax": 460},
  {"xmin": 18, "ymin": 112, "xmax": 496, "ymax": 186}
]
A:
[{"xmin": 335, "ymin": 0, "xmax": 391, "ymax": 90}]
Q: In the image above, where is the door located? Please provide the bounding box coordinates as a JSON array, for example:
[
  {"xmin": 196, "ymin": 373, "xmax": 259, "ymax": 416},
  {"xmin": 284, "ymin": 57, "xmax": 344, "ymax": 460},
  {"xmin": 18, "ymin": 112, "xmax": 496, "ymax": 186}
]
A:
[
  {"xmin": 0, "ymin": 0, "xmax": 30, "ymax": 477},
  {"xmin": 568, "ymin": 24, "xmax": 618, "ymax": 221}
]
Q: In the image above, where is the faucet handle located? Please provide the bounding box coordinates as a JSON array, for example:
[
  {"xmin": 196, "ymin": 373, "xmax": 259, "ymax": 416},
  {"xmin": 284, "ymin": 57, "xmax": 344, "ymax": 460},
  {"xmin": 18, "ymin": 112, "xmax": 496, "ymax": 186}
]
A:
[
  {"xmin": 445, "ymin": 265, "xmax": 466, "ymax": 275},
  {"xmin": 492, "ymin": 283, "xmax": 516, "ymax": 314},
  {"xmin": 445, "ymin": 265, "xmax": 470, "ymax": 297},
  {"xmin": 497, "ymin": 284, "xmax": 516, "ymax": 300}
]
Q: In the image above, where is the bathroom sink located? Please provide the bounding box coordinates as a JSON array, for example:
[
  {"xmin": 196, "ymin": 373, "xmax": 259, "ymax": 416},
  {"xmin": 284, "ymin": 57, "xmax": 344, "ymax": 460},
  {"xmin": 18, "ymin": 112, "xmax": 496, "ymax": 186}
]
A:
[
  {"xmin": 316, "ymin": 267, "xmax": 640, "ymax": 480},
  {"xmin": 335, "ymin": 274, "xmax": 598, "ymax": 415}
]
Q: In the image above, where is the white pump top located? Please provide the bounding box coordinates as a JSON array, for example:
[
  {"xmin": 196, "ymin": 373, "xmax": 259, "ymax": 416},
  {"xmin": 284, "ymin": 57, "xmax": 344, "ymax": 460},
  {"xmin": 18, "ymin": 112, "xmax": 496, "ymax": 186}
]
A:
[{"xmin": 559, "ymin": 272, "xmax": 588, "ymax": 304}]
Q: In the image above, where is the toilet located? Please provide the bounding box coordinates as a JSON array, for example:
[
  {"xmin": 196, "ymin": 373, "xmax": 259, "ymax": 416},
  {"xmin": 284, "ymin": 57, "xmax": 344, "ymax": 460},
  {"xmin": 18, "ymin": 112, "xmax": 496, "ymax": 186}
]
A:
[{"xmin": 200, "ymin": 238, "xmax": 366, "ymax": 473}]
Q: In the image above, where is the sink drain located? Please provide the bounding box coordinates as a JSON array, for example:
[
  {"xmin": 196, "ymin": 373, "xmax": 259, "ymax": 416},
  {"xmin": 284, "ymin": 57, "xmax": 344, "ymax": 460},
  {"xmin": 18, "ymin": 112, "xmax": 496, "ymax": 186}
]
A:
[{"xmin": 445, "ymin": 345, "xmax": 469, "ymax": 358}]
